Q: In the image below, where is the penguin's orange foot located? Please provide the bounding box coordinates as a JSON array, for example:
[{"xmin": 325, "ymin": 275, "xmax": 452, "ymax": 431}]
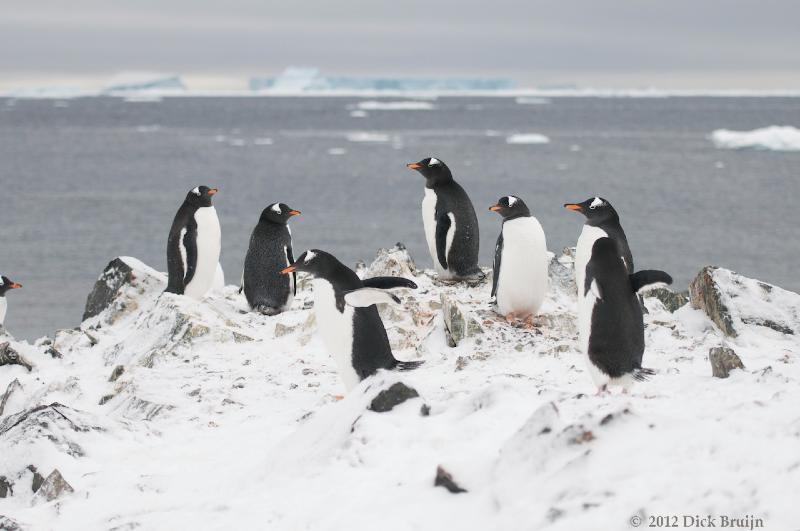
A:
[
  {"xmin": 504, "ymin": 313, "xmax": 516, "ymax": 324},
  {"xmin": 333, "ymin": 394, "xmax": 345, "ymax": 401}
]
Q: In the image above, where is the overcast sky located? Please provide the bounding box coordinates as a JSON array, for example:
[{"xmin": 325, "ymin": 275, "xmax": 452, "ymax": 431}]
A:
[{"xmin": 2, "ymin": 0, "xmax": 799, "ymax": 89}]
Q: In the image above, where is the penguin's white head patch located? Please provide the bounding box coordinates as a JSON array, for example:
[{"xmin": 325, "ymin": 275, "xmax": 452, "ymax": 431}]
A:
[
  {"xmin": 304, "ymin": 251, "xmax": 317, "ymax": 264},
  {"xmin": 507, "ymin": 196, "xmax": 518, "ymax": 207},
  {"xmin": 191, "ymin": 187, "xmax": 201, "ymax": 196},
  {"xmin": 428, "ymin": 158, "xmax": 440, "ymax": 167},
  {"xmin": 271, "ymin": 204, "xmax": 282, "ymax": 214},
  {"xmin": 0, "ymin": 277, "xmax": 4, "ymax": 286},
  {"xmin": 589, "ymin": 197, "xmax": 604, "ymax": 209}
]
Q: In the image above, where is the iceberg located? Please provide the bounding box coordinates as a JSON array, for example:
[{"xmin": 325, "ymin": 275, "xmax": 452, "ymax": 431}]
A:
[
  {"xmin": 102, "ymin": 72, "xmax": 185, "ymax": 94},
  {"xmin": 710, "ymin": 126, "xmax": 800, "ymax": 151},
  {"xmin": 356, "ymin": 100, "xmax": 435, "ymax": 111}
]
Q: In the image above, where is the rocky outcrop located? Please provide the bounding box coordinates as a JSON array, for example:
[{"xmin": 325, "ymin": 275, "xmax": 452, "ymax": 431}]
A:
[
  {"xmin": 368, "ymin": 382, "xmax": 420, "ymax": 412},
  {"xmin": 0, "ymin": 342, "xmax": 33, "ymax": 372},
  {"xmin": 441, "ymin": 293, "xmax": 484, "ymax": 347},
  {"xmin": 709, "ymin": 347, "xmax": 745, "ymax": 378},
  {"xmin": 690, "ymin": 266, "xmax": 799, "ymax": 337},
  {"xmin": 434, "ymin": 466, "xmax": 467, "ymax": 494},
  {"xmin": 83, "ymin": 258, "xmax": 135, "ymax": 321},
  {"xmin": 549, "ymin": 248, "xmax": 577, "ymax": 295},
  {"xmin": 642, "ymin": 287, "xmax": 689, "ymax": 313},
  {"xmin": 0, "ymin": 379, "xmax": 23, "ymax": 417},
  {"xmin": 31, "ymin": 469, "xmax": 74, "ymax": 504},
  {"xmin": 364, "ymin": 243, "xmax": 418, "ymax": 278}
]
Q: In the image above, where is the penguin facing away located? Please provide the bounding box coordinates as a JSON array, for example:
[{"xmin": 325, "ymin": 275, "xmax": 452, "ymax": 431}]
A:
[
  {"xmin": 406, "ymin": 157, "xmax": 481, "ymax": 280},
  {"xmin": 0, "ymin": 275, "xmax": 22, "ymax": 327},
  {"xmin": 281, "ymin": 249, "xmax": 421, "ymax": 392},
  {"xmin": 241, "ymin": 203, "xmax": 300, "ymax": 315},
  {"xmin": 489, "ymin": 196, "xmax": 549, "ymax": 325},
  {"xmin": 580, "ymin": 237, "xmax": 672, "ymax": 392},
  {"xmin": 166, "ymin": 186, "xmax": 222, "ymax": 300},
  {"xmin": 564, "ymin": 197, "xmax": 633, "ymax": 302}
]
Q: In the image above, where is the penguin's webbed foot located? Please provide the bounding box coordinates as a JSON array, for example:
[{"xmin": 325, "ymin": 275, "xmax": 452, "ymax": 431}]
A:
[{"xmin": 254, "ymin": 305, "xmax": 282, "ymax": 316}]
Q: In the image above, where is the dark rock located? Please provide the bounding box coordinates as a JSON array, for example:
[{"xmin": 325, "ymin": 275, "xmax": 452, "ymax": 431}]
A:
[
  {"xmin": 741, "ymin": 317, "xmax": 794, "ymax": 335},
  {"xmin": 109, "ymin": 365, "xmax": 125, "ymax": 382},
  {"xmin": 420, "ymin": 404, "xmax": 431, "ymax": 416},
  {"xmin": 434, "ymin": 466, "xmax": 467, "ymax": 494},
  {"xmin": 83, "ymin": 258, "xmax": 134, "ymax": 321},
  {"xmin": 643, "ymin": 287, "xmax": 689, "ymax": 313},
  {"xmin": 368, "ymin": 382, "xmax": 419, "ymax": 412},
  {"xmin": 27, "ymin": 465, "xmax": 44, "ymax": 493},
  {"xmin": 0, "ymin": 343, "xmax": 33, "ymax": 372},
  {"xmin": 32, "ymin": 469, "xmax": 74, "ymax": 503},
  {"xmin": 690, "ymin": 266, "xmax": 737, "ymax": 337},
  {"xmin": 0, "ymin": 476, "xmax": 12, "ymax": 498},
  {"xmin": 709, "ymin": 347, "xmax": 745, "ymax": 378},
  {"xmin": 1, "ymin": 405, "xmax": 102, "ymax": 460},
  {"xmin": 0, "ymin": 379, "xmax": 23, "ymax": 417},
  {"xmin": 0, "ymin": 515, "xmax": 23, "ymax": 530}
]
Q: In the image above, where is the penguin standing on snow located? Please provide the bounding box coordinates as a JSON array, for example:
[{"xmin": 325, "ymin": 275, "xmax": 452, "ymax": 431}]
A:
[
  {"xmin": 580, "ymin": 237, "xmax": 672, "ymax": 392},
  {"xmin": 166, "ymin": 186, "xmax": 221, "ymax": 300},
  {"xmin": 564, "ymin": 197, "xmax": 633, "ymax": 302},
  {"xmin": 489, "ymin": 196, "xmax": 549, "ymax": 325},
  {"xmin": 406, "ymin": 157, "xmax": 481, "ymax": 280},
  {"xmin": 241, "ymin": 203, "xmax": 300, "ymax": 315},
  {"xmin": 281, "ymin": 249, "xmax": 421, "ymax": 392},
  {"xmin": 0, "ymin": 275, "xmax": 22, "ymax": 327}
]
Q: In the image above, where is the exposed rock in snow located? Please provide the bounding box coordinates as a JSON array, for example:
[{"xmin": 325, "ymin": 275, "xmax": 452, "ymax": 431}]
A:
[
  {"xmin": 368, "ymin": 382, "xmax": 420, "ymax": 412},
  {"xmin": 0, "ymin": 515, "xmax": 23, "ymax": 530},
  {"xmin": 0, "ymin": 247, "xmax": 798, "ymax": 529},
  {"xmin": 434, "ymin": 465, "xmax": 468, "ymax": 494},
  {"xmin": 31, "ymin": 469, "xmax": 74, "ymax": 504},
  {"xmin": 642, "ymin": 287, "xmax": 689, "ymax": 313},
  {"xmin": 709, "ymin": 346, "xmax": 745, "ymax": 378},
  {"xmin": 83, "ymin": 258, "xmax": 134, "ymax": 321},
  {"xmin": 690, "ymin": 266, "xmax": 798, "ymax": 337},
  {"xmin": 0, "ymin": 343, "xmax": 32, "ymax": 372},
  {"xmin": 441, "ymin": 293, "xmax": 485, "ymax": 347}
]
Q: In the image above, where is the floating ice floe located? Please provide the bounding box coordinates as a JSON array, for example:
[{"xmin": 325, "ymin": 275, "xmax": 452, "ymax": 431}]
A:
[
  {"xmin": 328, "ymin": 148, "xmax": 347, "ymax": 155},
  {"xmin": 515, "ymin": 96, "xmax": 551, "ymax": 105},
  {"xmin": 346, "ymin": 132, "xmax": 392, "ymax": 143},
  {"xmin": 710, "ymin": 126, "xmax": 800, "ymax": 151},
  {"xmin": 356, "ymin": 100, "xmax": 436, "ymax": 111},
  {"xmin": 505, "ymin": 133, "xmax": 550, "ymax": 145}
]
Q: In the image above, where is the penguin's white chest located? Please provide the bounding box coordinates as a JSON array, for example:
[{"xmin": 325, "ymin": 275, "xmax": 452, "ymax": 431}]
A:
[
  {"xmin": 496, "ymin": 217, "xmax": 549, "ymax": 316},
  {"xmin": 421, "ymin": 189, "xmax": 440, "ymax": 270},
  {"xmin": 575, "ymin": 225, "xmax": 608, "ymax": 300},
  {"xmin": 184, "ymin": 206, "xmax": 221, "ymax": 300},
  {"xmin": 312, "ymin": 279, "xmax": 360, "ymax": 391},
  {"xmin": 0, "ymin": 298, "xmax": 6, "ymax": 326}
]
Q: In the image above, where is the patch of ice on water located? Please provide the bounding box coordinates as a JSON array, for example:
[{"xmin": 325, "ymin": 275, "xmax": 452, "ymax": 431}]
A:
[
  {"xmin": 515, "ymin": 96, "xmax": 551, "ymax": 105},
  {"xmin": 350, "ymin": 110, "xmax": 368, "ymax": 118},
  {"xmin": 505, "ymin": 133, "xmax": 550, "ymax": 145},
  {"xmin": 710, "ymin": 126, "xmax": 800, "ymax": 151},
  {"xmin": 253, "ymin": 138, "xmax": 273, "ymax": 145},
  {"xmin": 346, "ymin": 132, "xmax": 391, "ymax": 143},
  {"xmin": 327, "ymin": 148, "xmax": 347, "ymax": 155},
  {"xmin": 356, "ymin": 100, "xmax": 435, "ymax": 111}
]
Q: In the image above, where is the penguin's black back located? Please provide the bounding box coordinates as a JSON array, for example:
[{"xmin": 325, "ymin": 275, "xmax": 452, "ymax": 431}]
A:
[
  {"xmin": 166, "ymin": 202, "xmax": 199, "ymax": 294},
  {"xmin": 433, "ymin": 181, "xmax": 480, "ymax": 276},
  {"xmin": 594, "ymin": 218, "xmax": 634, "ymax": 274},
  {"xmin": 586, "ymin": 238, "xmax": 645, "ymax": 377},
  {"xmin": 243, "ymin": 220, "xmax": 293, "ymax": 310}
]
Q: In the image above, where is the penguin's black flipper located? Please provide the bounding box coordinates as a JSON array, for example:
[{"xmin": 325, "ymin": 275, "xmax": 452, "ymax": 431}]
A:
[
  {"xmin": 435, "ymin": 213, "xmax": 451, "ymax": 269},
  {"xmin": 491, "ymin": 232, "xmax": 503, "ymax": 298},
  {"xmin": 182, "ymin": 228, "xmax": 198, "ymax": 285},
  {"xmin": 287, "ymin": 243, "xmax": 297, "ymax": 295},
  {"xmin": 396, "ymin": 359, "xmax": 424, "ymax": 371},
  {"xmin": 362, "ymin": 277, "xmax": 418, "ymax": 290},
  {"xmin": 629, "ymin": 270, "xmax": 673, "ymax": 293}
]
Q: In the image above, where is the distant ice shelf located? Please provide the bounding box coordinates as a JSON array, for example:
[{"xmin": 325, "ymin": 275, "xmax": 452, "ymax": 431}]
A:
[{"xmin": 710, "ymin": 126, "xmax": 800, "ymax": 151}]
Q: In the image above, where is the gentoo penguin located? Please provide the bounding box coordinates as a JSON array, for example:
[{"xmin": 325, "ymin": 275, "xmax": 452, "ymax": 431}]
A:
[
  {"xmin": 281, "ymin": 249, "xmax": 421, "ymax": 391},
  {"xmin": 166, "ymin": 186, "xmax": 222, "ymax": 300},
  {"xmin": 580, "ymin": 237, "xmax": 672, "ymax": 392},
  {"xmin": 489, "ymin": 196, "xmax": 549, "ymax": 325},
  {"xmin": 241, "ymin": 203, "xmax": 300, "ymax": 315},
  {"xmin": 406, "ymin": 157, "xmax": 481, "ymax": 280},
  {"xmin": 564, "ymin": 197, "xmax": 633, "ymax": 302},
  {"xmin": 0, "ymin": 275, "xmax": 22, "ymax": 327}
]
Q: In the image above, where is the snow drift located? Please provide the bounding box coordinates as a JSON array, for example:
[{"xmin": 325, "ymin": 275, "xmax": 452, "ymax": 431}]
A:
[{"xmin": 0, "ymin": 245, "xmax": 798, "ymax": 530}]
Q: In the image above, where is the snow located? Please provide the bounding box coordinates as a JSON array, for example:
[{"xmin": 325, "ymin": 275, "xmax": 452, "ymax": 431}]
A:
[
  {"xmin": 506, "ymin": 133, "xmax": 550, "ymax": 145},
  {"xmin": 710, "ymin": 126, "xmax": 800, "ymax": 151},
  {"xmin": 0, "ymin": 249, "xmax": 799, "ymax": 529},
  {"xmin": 356, "ymin": 100, "xmax": 436, "ymax": 111}
]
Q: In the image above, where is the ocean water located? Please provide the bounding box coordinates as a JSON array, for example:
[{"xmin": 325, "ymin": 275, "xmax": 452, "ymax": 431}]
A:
[{"xmin": 1, "ymin": 95, "xmax": 798, "ymax": 340}]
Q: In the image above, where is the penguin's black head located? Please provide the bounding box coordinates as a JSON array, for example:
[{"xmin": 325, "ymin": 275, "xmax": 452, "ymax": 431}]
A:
[
  {"xmin": 489, "ymin": 195, "xmax": 531, "ymax": 220},
  {"xmin": 406, "ymin": 157, "xmax": 453, "ymax": 187},
  {"xmin": 186, "ymin": 186, "xmax": 218, "ymax": 207},
  {"xmin": 0, "ymin": 275, "xmax": 22, "ymax": 296},
  {"xmin": 260, "ymin": 203, "xmax": 301, "ymax": 225},
  {"xmin": 564, "ymin": 197, "xmax": 618, "ymax": 225},
  {"xmin": 280, "ymin": 249, "xmax": 338, "ymax": 279}
]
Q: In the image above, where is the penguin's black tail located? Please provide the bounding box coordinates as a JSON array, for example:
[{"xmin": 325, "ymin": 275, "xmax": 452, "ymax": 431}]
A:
[
  {"xmin": 396, "ymin": 360, "xmax": 425, "ymax": 371},
  {"xmin": 632, "ymin": 367, "xmax": 656, "ymax": 382}
]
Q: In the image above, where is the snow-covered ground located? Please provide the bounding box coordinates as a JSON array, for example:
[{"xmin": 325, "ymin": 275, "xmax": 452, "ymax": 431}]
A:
[
  {"xmin": 710, "ymin": 126, "xmax": 800, "ymax": 151},
  {"xmin": 0, "ymin": 246, "xmax": 798, "ymax": 530}
]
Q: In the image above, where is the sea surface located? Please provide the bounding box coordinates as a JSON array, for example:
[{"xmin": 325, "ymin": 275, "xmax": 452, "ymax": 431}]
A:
[{"xmin": 1, "ymin": 95, "xmax": 798, "ymax": 340}]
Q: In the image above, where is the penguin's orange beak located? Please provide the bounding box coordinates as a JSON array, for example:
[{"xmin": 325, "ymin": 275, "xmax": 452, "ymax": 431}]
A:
[
  {"xmin": 280, "ymin": 265, "xmax": 296, "ymax": 275},
  {"xmin": 406, "ymin": 162, "xmax": 421, "ymax": 170},
  {"xmin": 208, "ymin": 188, "xmax": 218, "ymax": 196},
  {"xmin": 8, "ymin": 282, "xmax": 21, "ymax": 289},
  {"xmin": 564, "ymin": 203, "xmax": 582, "ymax": 211},
  {"xmin": 489, "ymin": 204, "xmax": 502, "ymax": 212},
  {"xmin": 288, "ymin": 210, "xmax": 301, "ymax": 216}
]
